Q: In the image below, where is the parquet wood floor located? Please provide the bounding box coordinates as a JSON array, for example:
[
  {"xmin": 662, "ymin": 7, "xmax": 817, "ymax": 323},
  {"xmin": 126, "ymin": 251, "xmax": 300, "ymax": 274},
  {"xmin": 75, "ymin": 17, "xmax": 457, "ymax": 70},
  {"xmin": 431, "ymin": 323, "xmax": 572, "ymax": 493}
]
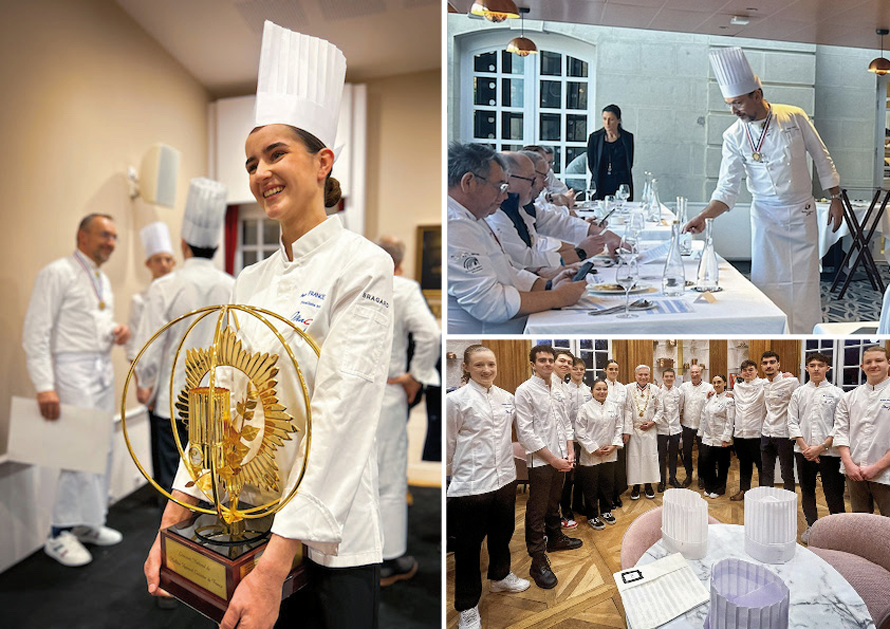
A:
[{"xmin": 446, "ymin": 455, "xmax": 854, "ymax": 628}]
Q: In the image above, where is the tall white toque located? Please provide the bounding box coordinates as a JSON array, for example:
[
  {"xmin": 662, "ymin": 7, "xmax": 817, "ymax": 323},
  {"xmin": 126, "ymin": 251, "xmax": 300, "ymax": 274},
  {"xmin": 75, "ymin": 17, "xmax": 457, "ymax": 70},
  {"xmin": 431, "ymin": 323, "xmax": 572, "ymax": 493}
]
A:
[
  {"xmin": 181, "ymin": 178, "xmax": 228, "ymax": 249},
  {"xmin": 140, "ymin": 221, "xmax": 174, "ymax": 260},
  {"xmin": 710, "ymin": 47, "xmax": 762, "ymax": 99},
  {"xmin": 254, "ymin": 20, "xmax": 347, "ymax": 151}
]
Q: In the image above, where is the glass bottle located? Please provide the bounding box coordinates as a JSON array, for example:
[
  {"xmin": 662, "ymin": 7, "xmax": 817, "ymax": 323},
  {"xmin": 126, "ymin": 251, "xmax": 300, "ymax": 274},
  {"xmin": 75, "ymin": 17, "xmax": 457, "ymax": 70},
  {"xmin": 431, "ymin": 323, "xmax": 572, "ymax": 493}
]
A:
[
  {"xmin": 695, "ymin": 218, "xmax": 720, "ymax": 292},
  {"xmin": 676, "ymin": 196, "xmax": 692, "ymax": 256},
  {"xmin": 662, "ymin": 221, "xmax": 686, "ymax": 296},
  {"xmin": 648, "ymin": 178, "xmax": 662, "ymax": 223}
]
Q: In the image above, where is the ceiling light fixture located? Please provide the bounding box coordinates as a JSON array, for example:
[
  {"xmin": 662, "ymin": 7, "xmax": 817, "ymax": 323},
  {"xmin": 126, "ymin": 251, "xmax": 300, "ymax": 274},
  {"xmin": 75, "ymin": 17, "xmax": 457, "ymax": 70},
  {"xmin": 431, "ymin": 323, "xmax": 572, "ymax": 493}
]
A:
[
  {"xmin": 469, "ymin": 0, "xmax": 519, "ymax": 23},
  {"xmin": 507, "ymin": 7, "xmax": 537, "ymax": 56},
  {"xmin": 868, "ymin": 28, "xmax": 890, "ymax": 75},
  {"xmin": 730, "ymin": 15, "xmax": 750, "ymax": 26}
]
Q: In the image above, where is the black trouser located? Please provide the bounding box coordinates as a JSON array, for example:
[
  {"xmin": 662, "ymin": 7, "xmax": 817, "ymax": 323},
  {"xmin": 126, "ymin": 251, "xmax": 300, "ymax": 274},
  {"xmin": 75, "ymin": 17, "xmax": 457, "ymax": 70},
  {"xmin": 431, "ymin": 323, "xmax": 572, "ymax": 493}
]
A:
[
  {"xmin": 526, "ymin": 465, "xmax": 565, "ymax": 556},
  {"xmin": 734, "ymin": 437, "xmax": 762, "ymax": 491},
  {"xmin": 681, "ymin": 426, "xmax": 702, "ymax": 481},
  {"xmin": 657, "ymin": 434, "xmax": 681, "ymax": 485},
  {"xmin": 613, "ymin": 444, "xmax": 628, "ymax": 501},
  {"xmin": 795, "ymin": 453, "xmax": 846, "ymax": 526},
  {"xmin": 149, "ymin": 410, "xmax": 190, "ymax": 493},
  {"xmin": 560, "ymin": 443, "xmax": 586, "ymax": 519},
  {"xmin": 449, "ymin": 482, "xmax": 517, "ymax": 611},
  {"xmin": 700, "ymin": 444, "xmax": 730, "ymax": 495},
  {"xmin": 577, "ymin": 462, "xmax": 615, "ymax": 519},
  {"xmin": 276, "ymin": 559, "xmax": 380, "ymax": 629},
  {"xmin": 760, "ymin": 436, "xmax": 795, "ymax": 491}
]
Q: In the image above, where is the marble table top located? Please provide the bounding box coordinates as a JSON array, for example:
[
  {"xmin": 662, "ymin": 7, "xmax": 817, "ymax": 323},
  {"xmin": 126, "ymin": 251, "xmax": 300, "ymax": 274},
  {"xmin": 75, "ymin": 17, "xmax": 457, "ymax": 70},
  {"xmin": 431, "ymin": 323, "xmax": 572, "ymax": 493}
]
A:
[{"xmin": 636, "ymin": 524, "xmax": 874, "ymax": 628}]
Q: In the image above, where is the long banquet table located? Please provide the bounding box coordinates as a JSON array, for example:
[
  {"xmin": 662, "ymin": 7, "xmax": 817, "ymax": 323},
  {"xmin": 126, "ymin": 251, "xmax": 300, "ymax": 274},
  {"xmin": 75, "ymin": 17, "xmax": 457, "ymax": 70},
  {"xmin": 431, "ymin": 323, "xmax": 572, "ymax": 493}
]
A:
[{"xmin": 524, "ymin": 241, "xmax": 788, "ymax": 334}]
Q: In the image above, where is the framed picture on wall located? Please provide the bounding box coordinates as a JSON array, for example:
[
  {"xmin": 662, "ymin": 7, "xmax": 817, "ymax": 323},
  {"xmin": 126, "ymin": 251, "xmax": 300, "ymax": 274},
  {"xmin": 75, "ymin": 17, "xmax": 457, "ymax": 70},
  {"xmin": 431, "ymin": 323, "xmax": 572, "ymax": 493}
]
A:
[{"xmin": 415, "ymin": 225, "xmax": 441, "ymax": 318}]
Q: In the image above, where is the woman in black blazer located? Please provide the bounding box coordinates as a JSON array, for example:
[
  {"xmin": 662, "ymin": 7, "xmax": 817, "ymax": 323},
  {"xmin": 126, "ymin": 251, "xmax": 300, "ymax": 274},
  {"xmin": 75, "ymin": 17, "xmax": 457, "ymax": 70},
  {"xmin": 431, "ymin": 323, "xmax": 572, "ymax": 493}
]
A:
[{"xmin": 586, "ymin": 104, "xmax": 634, "ymax": 201}]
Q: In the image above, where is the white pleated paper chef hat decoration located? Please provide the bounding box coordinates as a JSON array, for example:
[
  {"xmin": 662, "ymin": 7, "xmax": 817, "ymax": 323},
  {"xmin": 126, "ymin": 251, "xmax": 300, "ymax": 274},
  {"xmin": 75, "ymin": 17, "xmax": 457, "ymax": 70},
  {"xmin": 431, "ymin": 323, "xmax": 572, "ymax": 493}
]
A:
[
  {"xmin": 254, "ymin": 20, "xmax": 347, "ymax": 152},
  {"xmin": 710, "ymin": 47, "xmax": 762, "ymax": 99},
  {"xmin": 181, "ymin": 178, "xmax": 228, "ymax": 249},
  {"xmin": 139, "ymin": 221, "xmax": 173, "ymax": 260}
]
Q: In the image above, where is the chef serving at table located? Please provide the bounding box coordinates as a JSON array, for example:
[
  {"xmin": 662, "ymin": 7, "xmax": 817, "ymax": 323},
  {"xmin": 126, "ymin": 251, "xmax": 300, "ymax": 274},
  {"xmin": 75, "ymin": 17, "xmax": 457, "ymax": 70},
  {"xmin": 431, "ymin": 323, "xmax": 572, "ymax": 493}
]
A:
[{"xmin": 684, "ymin": 46, "xmax": 843, "ymax": 334}]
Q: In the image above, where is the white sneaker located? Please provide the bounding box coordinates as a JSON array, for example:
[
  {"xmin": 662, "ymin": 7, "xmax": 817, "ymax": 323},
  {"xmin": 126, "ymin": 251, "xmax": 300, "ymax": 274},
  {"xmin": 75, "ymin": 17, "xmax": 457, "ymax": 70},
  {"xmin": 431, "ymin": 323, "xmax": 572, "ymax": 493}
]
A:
[
  {"xmin": 45, "ymin": 531, "xmax": 92, "ymax": 567},
  {"xmin": 73, "ymin": 525, "xmax": 123, "ymax": 546},
  {"xmin": 708, "ymin": 492, "xmax": 719, "ymax": 499},
  {"xmin": 800, "ymin": 526, "xmax": 812, "ymax": 545},
  {"xmin": 490, "ymin": 572, "xmax": 531, "ymax": 593},
  {"xmin": 459, "ymin": 605, "xmax": 482, "ymax": 629}
]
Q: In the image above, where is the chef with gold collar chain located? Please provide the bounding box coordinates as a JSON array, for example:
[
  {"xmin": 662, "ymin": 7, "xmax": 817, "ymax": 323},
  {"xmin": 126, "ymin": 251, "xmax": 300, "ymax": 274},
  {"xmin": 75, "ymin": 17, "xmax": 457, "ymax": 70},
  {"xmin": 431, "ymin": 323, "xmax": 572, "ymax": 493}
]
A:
[{"xmin": 684, "ymin": 47, "xmax": 842, "ymax": 334}]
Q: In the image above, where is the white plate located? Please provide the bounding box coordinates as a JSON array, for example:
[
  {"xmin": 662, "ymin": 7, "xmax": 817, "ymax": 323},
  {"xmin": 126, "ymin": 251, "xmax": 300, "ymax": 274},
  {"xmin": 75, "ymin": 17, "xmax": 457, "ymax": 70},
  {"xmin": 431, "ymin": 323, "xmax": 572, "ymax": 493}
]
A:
[{"xmin": 587, "ymin": 282, "xmax": 655, "ymax": 295}]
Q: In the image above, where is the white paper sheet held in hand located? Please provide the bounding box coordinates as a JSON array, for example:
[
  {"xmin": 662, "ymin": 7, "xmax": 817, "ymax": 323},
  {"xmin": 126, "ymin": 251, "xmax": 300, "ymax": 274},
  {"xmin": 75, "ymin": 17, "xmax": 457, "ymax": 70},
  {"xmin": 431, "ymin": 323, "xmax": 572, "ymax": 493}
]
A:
[
  {"xmin": 7, "ymin": 396, "xmax": 113, "ymax": 474},
  {"xmin": 614, "ymin": 553, "xmax": 709, "ymax": 629}
]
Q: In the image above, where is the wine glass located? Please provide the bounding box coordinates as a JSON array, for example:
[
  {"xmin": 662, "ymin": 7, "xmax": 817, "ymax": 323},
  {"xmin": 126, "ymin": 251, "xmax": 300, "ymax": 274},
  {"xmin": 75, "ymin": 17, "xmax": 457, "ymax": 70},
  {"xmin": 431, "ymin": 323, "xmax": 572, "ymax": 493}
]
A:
[
  {"xmin": 587, "ymin": 180, "xmax": 597, "ymax": 203},
  {"xmin": 617, "ymin": 184, "xmax": 630, "ymax": 209},
  {"xmin": 615, "ymin": 255, "xmax": 640, "ymax": 318}
]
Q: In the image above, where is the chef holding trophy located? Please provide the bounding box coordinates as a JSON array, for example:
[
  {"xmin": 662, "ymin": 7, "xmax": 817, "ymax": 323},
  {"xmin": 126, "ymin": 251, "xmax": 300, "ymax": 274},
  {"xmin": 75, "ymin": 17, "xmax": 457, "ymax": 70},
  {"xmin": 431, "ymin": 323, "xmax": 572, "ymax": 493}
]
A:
[{"xmin": 133, "ymin": 20, "xmax": 394, "ymax": 629}]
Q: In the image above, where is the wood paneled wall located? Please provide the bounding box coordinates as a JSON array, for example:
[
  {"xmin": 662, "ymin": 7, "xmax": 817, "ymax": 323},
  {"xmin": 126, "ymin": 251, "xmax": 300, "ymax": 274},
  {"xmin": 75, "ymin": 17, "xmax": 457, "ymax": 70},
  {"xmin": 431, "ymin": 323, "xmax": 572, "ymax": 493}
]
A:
[
  {"xmin": 709, "ymin": 340, "xmax": 728, "ymax": 380},
  {"xmin": 747, "ymin": 339, "xmax": 802, "ymax": 378},
  {"xmin": 611, "ymin": 340, "xmax": 655, "ymax": 384},
  {"xmin": 485, "ymin": 339, "xmax": 533, "ymax": 395}
]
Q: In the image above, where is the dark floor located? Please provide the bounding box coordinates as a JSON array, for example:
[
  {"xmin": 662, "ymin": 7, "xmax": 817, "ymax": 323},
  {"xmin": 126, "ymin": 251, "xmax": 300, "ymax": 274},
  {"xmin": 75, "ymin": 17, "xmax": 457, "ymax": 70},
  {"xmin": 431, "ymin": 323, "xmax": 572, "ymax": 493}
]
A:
[{"xmin": 0, "ymin": 484, "xmax": 441, "ymax": 629}]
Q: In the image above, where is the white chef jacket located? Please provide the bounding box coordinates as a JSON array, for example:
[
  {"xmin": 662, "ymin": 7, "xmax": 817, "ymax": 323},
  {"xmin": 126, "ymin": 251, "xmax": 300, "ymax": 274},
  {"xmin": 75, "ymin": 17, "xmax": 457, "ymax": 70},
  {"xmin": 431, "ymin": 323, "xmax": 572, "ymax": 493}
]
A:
[
  {"xmin": 22, "ymin": 249, "xmax": 118, "ymax": 528},
  {"xmin": 171, "ymin": 216, "xmax": 393, "ymax": 568},
  {"xmin": 515, "ymin": 375, "xmax": 572, "ymax": 468},
  {"xmin": 657, "ymin": 385, "xmax": 682, "ymax": 436},
  {"xmin": 833, "ymin": 377, "xmax": 890, "ymax": 486},
  {"xmin": 22, "ymin": 250, "xmax": 116, "ymax": 391},
  {"xmin": 485, "ymin": 207, "xmax": 562, "ymax": 271},
  {"xmin": 125, "ymin": 289, "xmax": 147, "ymax": 362},
  {"xmin": 678, "ymin": 381, "xmax": 714, "ymax": 432},
  {"xmin": 710, "ymin": 104, "xmax": 840, "ymax": 334},
  {"xmin": 534, "ymin": 203, "xmax": 590, "ymax": 244},
  {"xmin": 544, "ymin": 170, "xmax": 569, "ymax": 196},
  {"xmin": 552, "ymin": 373, "xmax": 580, "ymax": 429},
  {"xmin": 624, "ymin": 383, "xmax": 663, "ymax": 485},
  {"xmin": 574, "ymin": 398, "xmax": 623, "ymax": 466},
  {"xmin": 567, "ymin": 381, "xmax": 593, "ymax": 417},
  {"xmin": 879, "ymin": 286, "xmax": 890, "ymax": 334},
  {"xmin": 698, "ymin": 393, "xmax": 735, "ymax": 447},
  {"xmin": 732, "ymin": 378, "xmax": 766, "ymax": 439},
  {"xmin": 445, "ymin": 380, "xmax": 516, "ymax": 497},
  {"xmin": 447, "ymin": 196, "xmax": 538, "ymax": 333},
  {"xmin": 134, "ymin": 258, "xmax": 235, "ymax": 419},
  {"xmin": 787, "ymin": 380, "xmax": 843, "ymax": 456},
  {"xmin": 762, "ymin": 375, "xmax": 800, "ymax": 438},
  {"xmin": 605, "ymin": 379, "xmax": 627, "ymax": 418},
  {"xmin": 377, "ymin": 275, "xmax": 440, "ymax": 559}
]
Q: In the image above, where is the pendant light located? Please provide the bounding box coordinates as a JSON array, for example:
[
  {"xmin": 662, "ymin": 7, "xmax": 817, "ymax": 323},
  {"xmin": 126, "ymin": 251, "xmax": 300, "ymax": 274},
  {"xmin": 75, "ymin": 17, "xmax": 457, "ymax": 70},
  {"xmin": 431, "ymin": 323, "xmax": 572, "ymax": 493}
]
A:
[
  {"xmin": 469, "ymin": 0, "xmax": 519, "ymax": 23},
  {"xmin": 507, "ymin": 7, "xmax": 537, "ymax": 57},
  {"xmin": 868, "ymin": 28, "xmax": 890, "ymax": 75}
]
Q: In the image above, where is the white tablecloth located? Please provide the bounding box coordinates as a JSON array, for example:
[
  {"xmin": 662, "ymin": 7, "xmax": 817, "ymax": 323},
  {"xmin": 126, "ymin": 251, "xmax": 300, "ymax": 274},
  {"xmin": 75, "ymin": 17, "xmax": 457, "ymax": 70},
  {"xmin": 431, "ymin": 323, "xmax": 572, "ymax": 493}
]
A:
[
  {"xmin": 524, "ymin": 243, "xmax": 788, "ymax": 334},
  {"xmin": 636, "ymin": 524, "xmax": 874, "ymax": 628},
  {"xmin": 576, "ymin": 202, "xmax": 675, "ymax": 242},
  {"xmin": 817, "ymin": 200, "xmax": 872, "ymax": 259}
]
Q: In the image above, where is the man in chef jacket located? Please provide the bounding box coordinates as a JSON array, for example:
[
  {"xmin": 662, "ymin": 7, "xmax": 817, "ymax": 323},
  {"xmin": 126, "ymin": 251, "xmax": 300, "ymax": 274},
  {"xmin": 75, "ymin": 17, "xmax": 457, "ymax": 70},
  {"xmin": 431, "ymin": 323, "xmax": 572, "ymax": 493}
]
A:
[
  {"xmin": 134, "ymin": 178, "xmax": 234, "ymax": 496},
  {"xmin": 374, "ymin": 235, "xmax": 440, "ymax": 586},
  {"xmin": 125, "ymin": 222, "xmax": 176, "ymax": 363},
  {"xmin": 447, "ymin": 142, "xmax": 587, "ymax": 333},
  {"xmin": 759, "ymin": 351, "xmax": 800, "ymax": 491},
  {"xmin": 22, "ymin": 213, "xmax": 131, "ymax": 567},
  {"xmin": 624, "ymin": 365, "xmax": 663, "ymax": 500},
  {"xmin": 684, "ymin": 47, "xmax": 842, "ymax": 334},
  {"xmin": 678, "ymin": 365, "xmax": 714, "ymax": 489}
]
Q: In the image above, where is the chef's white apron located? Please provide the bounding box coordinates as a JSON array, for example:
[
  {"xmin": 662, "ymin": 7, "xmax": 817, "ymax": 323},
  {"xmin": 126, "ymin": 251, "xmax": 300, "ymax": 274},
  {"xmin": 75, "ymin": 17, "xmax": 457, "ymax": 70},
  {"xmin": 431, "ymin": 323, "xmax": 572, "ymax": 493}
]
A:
[
  {"xmin": 626, "ymin": 425, "xmax": 660, "ymax": 486},
  {"xmin": 750, "ymin": 197, "xmax": 821, "ymax": 334},
  {"xmin": 52, "ymin": 352, "xmax": 114, "ymax": 528},
  {"xmin": 377, "ymin": 382, "xmax": 408, "ymax": 560}
]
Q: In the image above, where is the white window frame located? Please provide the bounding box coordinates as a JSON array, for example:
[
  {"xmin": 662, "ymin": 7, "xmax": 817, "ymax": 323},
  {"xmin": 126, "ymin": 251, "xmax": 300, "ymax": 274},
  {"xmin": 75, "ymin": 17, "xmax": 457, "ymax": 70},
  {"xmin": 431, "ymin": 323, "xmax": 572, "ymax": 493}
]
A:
[
  {"xmin": 235, "ymin": 203, "xmax": 280, "ymax": 274},
  {"xmin": 801, "ymin": 338, "xmax": 883, "ymax": 391},
  {"xmin": 533, "ymin": 338, "xmax": 612, "ymax": 387},
  {"xmin": 458, "ymin": 31, "xmax": 596, "ymax": 184}
]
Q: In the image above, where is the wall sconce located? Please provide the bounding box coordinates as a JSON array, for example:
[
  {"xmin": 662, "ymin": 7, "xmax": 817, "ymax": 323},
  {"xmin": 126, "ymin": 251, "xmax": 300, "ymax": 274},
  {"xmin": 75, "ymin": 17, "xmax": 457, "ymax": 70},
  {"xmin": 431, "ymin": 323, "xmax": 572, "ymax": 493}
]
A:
[
  {"xmin": 127, "ymin": 143, "xmax": 181, "ymax": 208},
  {"xmin": 868, "ymin": 28, "xmax": 890, "ymax": 75},
  {"xmin": 470, "ymin": 0, "xmax": 519, "ymax": 23},
  {"xmin": 506, "ymin": 7, "xmax": 537, "ymax": 56}
]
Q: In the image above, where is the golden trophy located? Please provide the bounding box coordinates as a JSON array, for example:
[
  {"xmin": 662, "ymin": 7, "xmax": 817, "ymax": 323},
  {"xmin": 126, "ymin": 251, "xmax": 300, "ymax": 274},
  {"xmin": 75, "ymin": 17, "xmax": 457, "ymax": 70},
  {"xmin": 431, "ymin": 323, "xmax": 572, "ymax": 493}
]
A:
[{"xmin": 121, "ymin": 305, "xmax": 318, "ymax": 621}]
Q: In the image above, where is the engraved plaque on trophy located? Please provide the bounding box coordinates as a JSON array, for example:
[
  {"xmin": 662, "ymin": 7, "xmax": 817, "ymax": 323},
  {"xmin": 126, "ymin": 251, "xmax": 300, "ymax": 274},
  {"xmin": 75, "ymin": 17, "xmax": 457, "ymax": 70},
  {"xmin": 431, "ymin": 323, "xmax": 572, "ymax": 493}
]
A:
[{"xmin": 121, "ymin": 305, "xmax": 319, "ymax": 622}]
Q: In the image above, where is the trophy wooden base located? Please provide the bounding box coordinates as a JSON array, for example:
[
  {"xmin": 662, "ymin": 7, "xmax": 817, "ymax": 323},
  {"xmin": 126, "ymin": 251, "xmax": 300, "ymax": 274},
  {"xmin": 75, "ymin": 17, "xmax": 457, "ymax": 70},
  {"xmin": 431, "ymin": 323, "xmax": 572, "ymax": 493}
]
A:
[{"xmin": 159, "ymin": 511, "xmax": 308, "ymax": 622}]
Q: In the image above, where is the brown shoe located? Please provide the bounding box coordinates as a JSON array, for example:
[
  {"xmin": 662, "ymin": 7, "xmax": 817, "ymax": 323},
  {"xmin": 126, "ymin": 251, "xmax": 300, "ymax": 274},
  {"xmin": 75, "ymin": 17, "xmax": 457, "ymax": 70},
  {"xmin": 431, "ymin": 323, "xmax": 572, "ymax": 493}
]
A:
[{"xmin": 730, "ymin": 491, "xmax": 745, "ymax": 501}]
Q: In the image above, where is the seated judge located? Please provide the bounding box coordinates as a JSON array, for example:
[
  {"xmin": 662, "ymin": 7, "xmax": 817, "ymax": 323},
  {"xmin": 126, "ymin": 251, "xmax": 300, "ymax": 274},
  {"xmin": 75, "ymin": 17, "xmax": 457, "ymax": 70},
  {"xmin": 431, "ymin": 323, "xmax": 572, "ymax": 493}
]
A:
[{"xmin": 587, "ymin": 104, "xmax": 634, "ymax": 201}]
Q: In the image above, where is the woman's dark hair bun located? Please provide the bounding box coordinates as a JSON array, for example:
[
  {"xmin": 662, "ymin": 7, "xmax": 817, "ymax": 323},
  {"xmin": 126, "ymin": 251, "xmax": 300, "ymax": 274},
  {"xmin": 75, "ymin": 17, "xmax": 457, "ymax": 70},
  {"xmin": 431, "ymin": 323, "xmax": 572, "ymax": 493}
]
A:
[{"xmin": 324, "ymin": 177, "xmax": 342, "ymax": 208}]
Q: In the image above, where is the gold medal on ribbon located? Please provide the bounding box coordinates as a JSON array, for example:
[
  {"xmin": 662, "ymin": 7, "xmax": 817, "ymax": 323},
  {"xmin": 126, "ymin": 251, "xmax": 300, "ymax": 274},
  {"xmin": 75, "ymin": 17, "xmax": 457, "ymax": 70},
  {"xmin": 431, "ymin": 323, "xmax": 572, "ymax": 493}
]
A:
[
  {"xmin": 752, "ymin": 152, "xmax": 762, "ymax": 162},
  {"xmin": 99, "ymin": 301, "xmax": 106, "ymax": 310}
]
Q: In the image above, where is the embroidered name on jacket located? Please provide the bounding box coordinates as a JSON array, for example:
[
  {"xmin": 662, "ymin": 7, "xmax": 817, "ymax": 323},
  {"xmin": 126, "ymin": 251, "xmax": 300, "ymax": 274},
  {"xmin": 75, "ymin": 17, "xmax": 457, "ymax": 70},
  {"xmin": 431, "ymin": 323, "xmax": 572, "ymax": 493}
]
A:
[{"xmin": 362, "ymin": 292, "xmax": 389, "ymax": 308}]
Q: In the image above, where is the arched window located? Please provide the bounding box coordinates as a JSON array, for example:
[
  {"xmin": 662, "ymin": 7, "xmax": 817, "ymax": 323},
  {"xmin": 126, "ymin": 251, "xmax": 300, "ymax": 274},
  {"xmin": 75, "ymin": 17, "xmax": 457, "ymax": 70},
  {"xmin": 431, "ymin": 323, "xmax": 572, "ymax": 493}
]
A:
[{"xmin": 458, "ymin": 32, "xmax": 596, "ymax": 189}]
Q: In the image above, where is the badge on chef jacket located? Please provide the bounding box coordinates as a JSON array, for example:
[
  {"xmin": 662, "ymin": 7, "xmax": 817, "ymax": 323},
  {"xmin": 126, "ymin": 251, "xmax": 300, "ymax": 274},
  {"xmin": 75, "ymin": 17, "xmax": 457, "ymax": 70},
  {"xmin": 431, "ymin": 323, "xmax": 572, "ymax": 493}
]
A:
[{"xmin": 452, "ymin": 251, "xmax": 483, "ymax": 274}]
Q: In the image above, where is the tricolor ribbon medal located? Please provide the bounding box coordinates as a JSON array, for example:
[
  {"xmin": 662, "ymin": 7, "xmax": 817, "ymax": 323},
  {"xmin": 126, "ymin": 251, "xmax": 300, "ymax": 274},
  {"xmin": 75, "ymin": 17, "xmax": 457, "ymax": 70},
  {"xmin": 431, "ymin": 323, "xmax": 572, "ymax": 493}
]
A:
[
  {"xmin": 744, "ymin": 109, "xmax": 772, "ymax": 162},
  {"xmin": 73, "ymin": 251, "xmax": 106, "ymax": 310}
]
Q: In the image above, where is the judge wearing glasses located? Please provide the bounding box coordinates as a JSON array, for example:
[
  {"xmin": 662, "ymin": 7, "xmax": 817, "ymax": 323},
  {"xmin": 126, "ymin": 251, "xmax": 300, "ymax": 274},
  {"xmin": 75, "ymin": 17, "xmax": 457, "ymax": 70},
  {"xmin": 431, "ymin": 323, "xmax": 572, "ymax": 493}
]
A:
[{"xmin": 447, "ymin": 142, "xmax": 587, "ymax": 334}]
